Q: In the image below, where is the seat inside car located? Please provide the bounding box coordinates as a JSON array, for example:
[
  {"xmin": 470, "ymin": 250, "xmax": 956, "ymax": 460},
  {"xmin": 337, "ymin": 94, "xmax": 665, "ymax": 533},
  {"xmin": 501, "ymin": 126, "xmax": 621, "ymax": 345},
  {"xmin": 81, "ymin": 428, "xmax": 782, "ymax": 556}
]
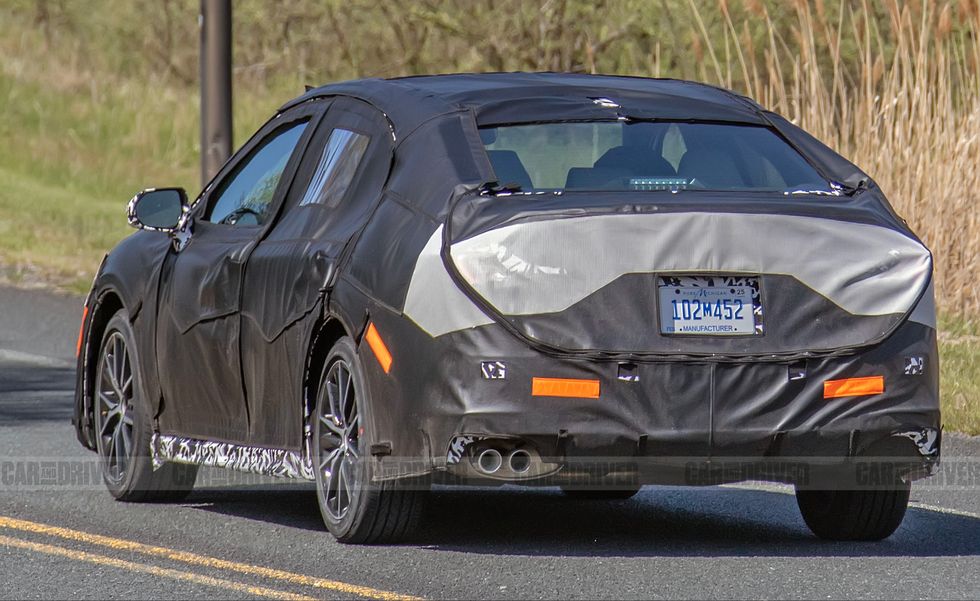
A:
[
  {"xmin": 565, "ymin": 166, "xmax": 631, "ymax": 189},
  {"xmin": 486, "ymin": 149, "xmax": 534, "ymax": 190},
  {"xmin": 677, "ymin": 146, "xmax": 747, "ymax": 188},
  {"xmin": 565, "ymin": 145, "xmax": 676, "ymax": 189},
  {"xmin": 594, "ymin": 145, "xmax": 676, "ymax": 176}
]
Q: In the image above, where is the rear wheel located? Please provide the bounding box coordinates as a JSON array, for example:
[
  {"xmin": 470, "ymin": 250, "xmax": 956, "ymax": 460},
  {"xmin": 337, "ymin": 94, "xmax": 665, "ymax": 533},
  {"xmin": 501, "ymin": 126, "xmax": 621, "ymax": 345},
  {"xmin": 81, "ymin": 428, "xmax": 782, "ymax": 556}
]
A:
[
  {"xmin": 795, "ymin": 481, "xmax": 910, "ymax": 541},
  {"xmin": 94, "ymin": 310, "xmax": 197, "ymax": 501},
  {"xmin": 313, "ymin": 337, "xmax": 427, "ymax": 544}
]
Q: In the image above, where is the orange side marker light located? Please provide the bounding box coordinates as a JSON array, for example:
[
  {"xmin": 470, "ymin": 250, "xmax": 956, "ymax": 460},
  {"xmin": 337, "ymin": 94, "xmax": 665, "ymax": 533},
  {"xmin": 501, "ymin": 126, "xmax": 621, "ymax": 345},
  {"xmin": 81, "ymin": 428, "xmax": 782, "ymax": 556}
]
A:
[
  {"xmin": 823, "ymin": 375, "xmax": 884, "ymax": 399},
  {"xmin": 531, "ymin": 377, "xmax": 600, "ymax": 399},
  {"xmin": 75, "ymin": 305, "xmax": 89, "ymax": 358},
  {"xmin": 364, "ymin": 322, "xmax": 393, "ymax": 374}
]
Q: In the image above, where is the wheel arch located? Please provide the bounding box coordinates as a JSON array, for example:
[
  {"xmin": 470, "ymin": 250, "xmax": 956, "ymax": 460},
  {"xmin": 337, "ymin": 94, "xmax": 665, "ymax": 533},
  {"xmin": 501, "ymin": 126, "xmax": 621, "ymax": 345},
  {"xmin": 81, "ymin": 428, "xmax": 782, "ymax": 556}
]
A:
[
  {"xmin": 76, "ymin": 287, "xmax": 126, "ymax": 449},
  {"xmin": 302, "ymin": 315, "xmax": 353, "ymax": 431},
  {"xmin": 76, "ymin": 232, "xmax": 172, "ymax": 450}
]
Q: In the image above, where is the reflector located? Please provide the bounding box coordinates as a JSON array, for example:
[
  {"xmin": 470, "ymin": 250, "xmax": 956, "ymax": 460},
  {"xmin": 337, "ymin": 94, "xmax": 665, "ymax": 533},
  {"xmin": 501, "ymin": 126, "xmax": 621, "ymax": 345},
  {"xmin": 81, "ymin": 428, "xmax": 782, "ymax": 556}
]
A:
[
  {"xmin": 75, "ymin": 305, "xmax": 89, "ymax": 358},
  {"xmin": 823, "ymin": 375, "xmax": 884, "ymax": 398},
  {"xmin": 531, "ymin": 377, "xmax": 600, "ymax": 399},
  {"xmin": 364, "ymin": 322, "xmax": 393, "ymax": 374}
]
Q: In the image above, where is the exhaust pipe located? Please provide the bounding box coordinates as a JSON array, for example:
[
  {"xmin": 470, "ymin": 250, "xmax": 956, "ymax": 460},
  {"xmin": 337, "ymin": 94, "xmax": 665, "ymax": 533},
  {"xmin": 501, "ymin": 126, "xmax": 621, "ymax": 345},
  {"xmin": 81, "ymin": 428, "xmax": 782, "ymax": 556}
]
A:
[
  {"xmin": 476, "ymin": 448, "xmax": 503, "ymax": 474},
  {"xmin": 508, "ymin": 449, "xmax": 532, "ymax": 474}
]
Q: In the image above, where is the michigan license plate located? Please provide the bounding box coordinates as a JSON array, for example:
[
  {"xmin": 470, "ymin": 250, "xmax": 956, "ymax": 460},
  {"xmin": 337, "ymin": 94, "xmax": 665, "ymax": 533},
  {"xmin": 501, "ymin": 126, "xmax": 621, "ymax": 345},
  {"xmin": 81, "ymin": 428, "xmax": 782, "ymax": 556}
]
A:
[{"xmin": 658, "ymin": 276, "xmax": 761, "ymax": 335}]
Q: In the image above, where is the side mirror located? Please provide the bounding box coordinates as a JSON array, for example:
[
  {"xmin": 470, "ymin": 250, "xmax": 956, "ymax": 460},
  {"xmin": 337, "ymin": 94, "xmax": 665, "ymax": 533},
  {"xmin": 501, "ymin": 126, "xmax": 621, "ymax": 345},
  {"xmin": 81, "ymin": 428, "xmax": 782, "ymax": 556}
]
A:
[{"xmin": 127, "ymin": 188, "xmax": 189, "ymax": 232}]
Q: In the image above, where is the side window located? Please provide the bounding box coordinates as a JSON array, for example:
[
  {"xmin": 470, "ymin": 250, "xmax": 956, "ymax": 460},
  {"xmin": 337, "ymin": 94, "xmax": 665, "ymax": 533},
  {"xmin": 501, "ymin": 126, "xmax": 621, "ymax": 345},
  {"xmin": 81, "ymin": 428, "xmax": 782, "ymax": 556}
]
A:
[
  {"xmin": 206, "ymin": 121, "xmax": 308, "ymax": 225},
  {"xmin": 299, "ymin": 128, "xmax": 370, "ymax": 207}
]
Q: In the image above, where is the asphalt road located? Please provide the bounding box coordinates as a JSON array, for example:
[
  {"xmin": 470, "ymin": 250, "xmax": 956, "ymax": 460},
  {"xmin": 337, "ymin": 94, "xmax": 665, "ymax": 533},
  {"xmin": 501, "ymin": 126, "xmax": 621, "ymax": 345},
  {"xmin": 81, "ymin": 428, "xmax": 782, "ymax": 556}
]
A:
[{"xmin": 0, "ymin": 284, "xmax": 977, "ymax": 600}]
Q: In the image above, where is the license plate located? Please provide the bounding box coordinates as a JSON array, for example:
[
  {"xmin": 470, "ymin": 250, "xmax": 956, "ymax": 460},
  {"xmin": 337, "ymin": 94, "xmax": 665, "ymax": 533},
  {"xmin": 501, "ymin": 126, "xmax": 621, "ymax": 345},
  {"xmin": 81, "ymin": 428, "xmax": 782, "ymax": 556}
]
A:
[{"xmin": 658, "ymin": 276, "xmax": 761, "ymax": 335}]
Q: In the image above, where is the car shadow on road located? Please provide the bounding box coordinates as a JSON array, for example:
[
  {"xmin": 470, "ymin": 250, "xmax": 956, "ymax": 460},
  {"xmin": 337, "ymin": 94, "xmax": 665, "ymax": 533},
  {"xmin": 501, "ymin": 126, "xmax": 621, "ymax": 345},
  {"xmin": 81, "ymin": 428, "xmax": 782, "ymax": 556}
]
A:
[
  {"xmin": 183, "ymin": 484, "xmax": 980, "ymax": 557},
  {"xmin": 0, "ymin": 362, "xmax": 75, "ymax": 423},
  {"xmin": 180, "ymin": 484, "xmax": 323, "ymax": 532},
  {"xmin": 411, "ymin": 486, "xmax": 980, "ymax": 557}
]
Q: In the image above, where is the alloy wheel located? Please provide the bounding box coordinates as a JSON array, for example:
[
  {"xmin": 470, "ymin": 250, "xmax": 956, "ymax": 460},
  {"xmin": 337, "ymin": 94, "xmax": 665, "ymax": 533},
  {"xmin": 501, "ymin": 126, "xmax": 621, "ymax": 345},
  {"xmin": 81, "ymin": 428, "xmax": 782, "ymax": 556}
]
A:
[
  {"xmin": 94, "ymin": 330, "xmax": 136, "ymax": 485},
  {"xmin": 317, "ymin": 359, "xmax": 362, "ymax": 522}
]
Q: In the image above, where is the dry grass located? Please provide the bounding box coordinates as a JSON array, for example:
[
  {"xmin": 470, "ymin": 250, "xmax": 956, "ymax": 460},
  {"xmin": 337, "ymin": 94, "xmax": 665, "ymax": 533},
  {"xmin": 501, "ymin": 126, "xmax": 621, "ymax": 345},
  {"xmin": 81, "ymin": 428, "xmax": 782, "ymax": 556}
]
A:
[{"xmin": 686, "ymin": 0, "xmax": 980, "ymax": 317}]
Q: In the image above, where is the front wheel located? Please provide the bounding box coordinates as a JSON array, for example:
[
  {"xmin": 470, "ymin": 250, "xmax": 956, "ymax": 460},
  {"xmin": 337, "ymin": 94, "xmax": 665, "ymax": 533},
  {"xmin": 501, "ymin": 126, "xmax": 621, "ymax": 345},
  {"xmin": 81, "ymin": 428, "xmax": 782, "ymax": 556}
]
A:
[
  {"xmin": 94, "ymin": 310, "xmax": 197, "ymax": 502},
  {"xmin": 313, "ymin": 337, "xmax": 427, "ymax": 544},
  {"xmin": 795, "ymin": 481, "xmax": 910, "ymax": 541}
]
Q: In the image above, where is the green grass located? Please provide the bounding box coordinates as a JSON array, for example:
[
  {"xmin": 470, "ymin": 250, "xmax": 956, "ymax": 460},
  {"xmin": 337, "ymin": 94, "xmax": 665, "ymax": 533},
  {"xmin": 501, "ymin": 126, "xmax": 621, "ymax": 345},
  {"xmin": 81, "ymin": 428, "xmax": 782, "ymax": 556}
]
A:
[
  {"xmin": 938, "ymin": 315, "xmax": 980, "ymax": 435},
  {"xmin": 0, "ymin": 165, "xmax": 125, "ymax": 292},
  {"xmin": 0, "ymin": 36, "xmax": 195, "ymax": 292},
  {"xmin": 0, "ymin": 69, "xmax": 190, "ymax": 292},
  {"xmin": 0, "ymin": 20, "xmax": 296, "ymax": 292}
]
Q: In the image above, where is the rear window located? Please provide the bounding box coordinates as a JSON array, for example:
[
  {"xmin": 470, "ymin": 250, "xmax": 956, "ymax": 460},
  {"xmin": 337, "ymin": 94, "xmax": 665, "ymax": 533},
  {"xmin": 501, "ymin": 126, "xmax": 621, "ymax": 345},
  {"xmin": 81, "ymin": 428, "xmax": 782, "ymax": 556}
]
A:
[{"xmin": 480, "ymin": 121, "xmax": 832, "ymax": 193}]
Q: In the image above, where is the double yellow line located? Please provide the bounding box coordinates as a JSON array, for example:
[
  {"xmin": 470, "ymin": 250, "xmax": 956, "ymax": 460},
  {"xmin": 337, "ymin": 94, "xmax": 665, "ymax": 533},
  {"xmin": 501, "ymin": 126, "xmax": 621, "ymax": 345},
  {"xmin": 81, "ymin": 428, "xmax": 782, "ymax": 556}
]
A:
[{"xmin": 0, "ymin": 515, "xmax": 420, "ymax": 600}]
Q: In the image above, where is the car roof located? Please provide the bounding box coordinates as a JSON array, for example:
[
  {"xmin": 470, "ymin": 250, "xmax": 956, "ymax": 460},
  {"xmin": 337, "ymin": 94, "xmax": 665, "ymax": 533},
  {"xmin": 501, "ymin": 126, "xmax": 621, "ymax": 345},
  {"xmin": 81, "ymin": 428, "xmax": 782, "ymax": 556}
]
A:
[
  {"xmin": 384, "ymin": 72, "xmax": 756, "ymax": 108},
  {"xmin": 281, "ymin": 72, "xmax": 768, "ymax": 136}
]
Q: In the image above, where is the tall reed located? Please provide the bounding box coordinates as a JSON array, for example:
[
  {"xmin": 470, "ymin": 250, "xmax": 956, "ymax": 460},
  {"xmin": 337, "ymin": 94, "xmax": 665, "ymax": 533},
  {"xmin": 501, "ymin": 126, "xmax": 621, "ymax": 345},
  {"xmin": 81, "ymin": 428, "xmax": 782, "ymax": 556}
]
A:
[{"xmin": 690, "ymin": 0, "xmax": 979, "ymax": 315}]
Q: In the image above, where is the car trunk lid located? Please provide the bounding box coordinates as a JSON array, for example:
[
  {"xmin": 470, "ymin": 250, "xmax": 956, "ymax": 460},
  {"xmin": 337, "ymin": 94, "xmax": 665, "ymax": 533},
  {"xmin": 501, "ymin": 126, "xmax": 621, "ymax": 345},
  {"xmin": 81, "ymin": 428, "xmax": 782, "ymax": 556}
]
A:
[{"xmin": 406, "ymin": 192, "xmax": 932, "ymax": 359}]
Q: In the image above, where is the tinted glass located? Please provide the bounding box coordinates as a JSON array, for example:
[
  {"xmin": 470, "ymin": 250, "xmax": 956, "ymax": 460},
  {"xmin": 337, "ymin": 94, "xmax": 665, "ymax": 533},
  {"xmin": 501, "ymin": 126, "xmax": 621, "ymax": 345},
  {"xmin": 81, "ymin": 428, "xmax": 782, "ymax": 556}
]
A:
[
  {"xmin": 299, "ymin": 128, "xmax": 370, "ymax": 207},
  {"xmin": 207, "ymin": 121, "xmax": 308, "ymax": 225},
  {"xmin": 481, "ymin": 122, "xmax": 832, "ymax": 193}
]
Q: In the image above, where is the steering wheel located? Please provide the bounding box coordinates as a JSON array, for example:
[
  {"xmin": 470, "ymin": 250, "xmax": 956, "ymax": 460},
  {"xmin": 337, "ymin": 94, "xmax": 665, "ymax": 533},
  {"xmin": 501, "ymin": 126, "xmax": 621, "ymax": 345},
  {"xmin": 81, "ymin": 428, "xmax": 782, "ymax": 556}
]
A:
[{"xmin": 220, "ymin": 206, "xmax": 263, "ymax": 226}]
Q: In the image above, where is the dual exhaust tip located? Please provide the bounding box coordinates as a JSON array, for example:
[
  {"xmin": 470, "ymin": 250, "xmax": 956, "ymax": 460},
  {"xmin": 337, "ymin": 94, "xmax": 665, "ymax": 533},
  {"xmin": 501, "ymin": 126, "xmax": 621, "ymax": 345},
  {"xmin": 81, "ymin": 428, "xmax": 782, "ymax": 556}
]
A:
[{"xmin": 476, "ymin": 447, "xmax": 533, "ymax": 475}]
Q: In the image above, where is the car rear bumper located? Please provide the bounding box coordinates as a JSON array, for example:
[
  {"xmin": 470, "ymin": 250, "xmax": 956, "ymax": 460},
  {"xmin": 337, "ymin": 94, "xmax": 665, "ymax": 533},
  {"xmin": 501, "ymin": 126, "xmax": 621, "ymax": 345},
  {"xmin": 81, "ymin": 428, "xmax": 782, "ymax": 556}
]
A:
[
  {"xmin": 405, "ymin": 319, "xmax": 941, "ymax": 487},
  {"xmin": 439, "ymin": 426, "xmax": 940, "ymax": 488}
]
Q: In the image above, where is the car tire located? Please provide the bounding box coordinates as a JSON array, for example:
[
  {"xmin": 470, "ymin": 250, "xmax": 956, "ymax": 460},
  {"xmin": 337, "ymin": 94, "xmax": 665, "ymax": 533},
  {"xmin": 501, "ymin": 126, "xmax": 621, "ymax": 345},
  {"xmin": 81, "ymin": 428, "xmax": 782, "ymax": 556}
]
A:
[
  {"xmin": 313, "ymin": 336, "xmax": 427, "ymax": 544},
  {"xmin": 795, "ymin": 481, "xmax": 910, "ymax": 541},
  {"xmin": 560, "ymin": 485, "xmax": 642, "ymax": 501},
  {"xmin": 94, "ymin": 310, "xmax": 198, "ymax": 502}
]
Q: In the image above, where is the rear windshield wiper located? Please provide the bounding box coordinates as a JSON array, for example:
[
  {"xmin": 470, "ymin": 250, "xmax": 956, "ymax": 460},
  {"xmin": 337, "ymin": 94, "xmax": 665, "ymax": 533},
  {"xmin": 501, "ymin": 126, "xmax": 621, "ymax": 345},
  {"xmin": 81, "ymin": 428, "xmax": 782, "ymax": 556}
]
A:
[
  {"xmin": 482, "ymin": 181, "xmax": 524, "ymax": 195},
  {"xmin": 783, "ymin": 179, "xmax": 870, "ymax": 196},
  {"xmin": 834, "ymin": 178, "xmax": 870, "ymax": 196},
  {"xmin": 784, "ymin": 186, "xmax": 844, "ymax": 196}
]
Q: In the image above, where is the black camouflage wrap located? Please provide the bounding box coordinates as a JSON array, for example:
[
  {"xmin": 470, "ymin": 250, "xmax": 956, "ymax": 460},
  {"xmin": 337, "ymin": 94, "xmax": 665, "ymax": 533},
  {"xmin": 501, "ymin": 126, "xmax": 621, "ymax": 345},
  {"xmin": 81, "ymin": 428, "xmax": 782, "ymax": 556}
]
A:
[{"xmin": 74, "ymin": 73, "xmax": 940, "ymax": 486}]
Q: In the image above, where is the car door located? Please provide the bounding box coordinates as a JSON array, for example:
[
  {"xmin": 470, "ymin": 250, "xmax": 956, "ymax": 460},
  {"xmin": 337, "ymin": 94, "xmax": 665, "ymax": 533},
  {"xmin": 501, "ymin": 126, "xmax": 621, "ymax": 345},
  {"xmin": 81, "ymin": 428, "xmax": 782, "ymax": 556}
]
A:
[
  {"xmin": 154, "ymin": 103, "xmax": 324, "ymax": 443},
  {"xmin": 238, "ymin": 97, "xmax": 394, "ymax": 449}
]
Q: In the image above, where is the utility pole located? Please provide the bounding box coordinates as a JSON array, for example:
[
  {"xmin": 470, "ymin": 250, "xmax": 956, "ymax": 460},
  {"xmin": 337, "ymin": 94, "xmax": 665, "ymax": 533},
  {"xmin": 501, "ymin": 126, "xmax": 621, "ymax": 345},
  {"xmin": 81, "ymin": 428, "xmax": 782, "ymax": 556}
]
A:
[{"xmin": 199, "ymin": 0, "xmax": 232, "ymax": 187}]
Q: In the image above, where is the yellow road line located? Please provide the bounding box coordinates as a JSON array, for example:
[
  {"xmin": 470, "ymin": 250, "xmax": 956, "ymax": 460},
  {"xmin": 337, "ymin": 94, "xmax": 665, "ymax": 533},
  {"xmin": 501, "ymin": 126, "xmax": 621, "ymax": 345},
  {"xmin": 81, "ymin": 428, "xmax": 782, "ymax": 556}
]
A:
[
  {"xmin": 0, "ymin": 534, "xmax": 315, "ymax": 601},
  {"xmin": 0, "ymin": 515, "xmax": 421, "ymax": 601}
]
